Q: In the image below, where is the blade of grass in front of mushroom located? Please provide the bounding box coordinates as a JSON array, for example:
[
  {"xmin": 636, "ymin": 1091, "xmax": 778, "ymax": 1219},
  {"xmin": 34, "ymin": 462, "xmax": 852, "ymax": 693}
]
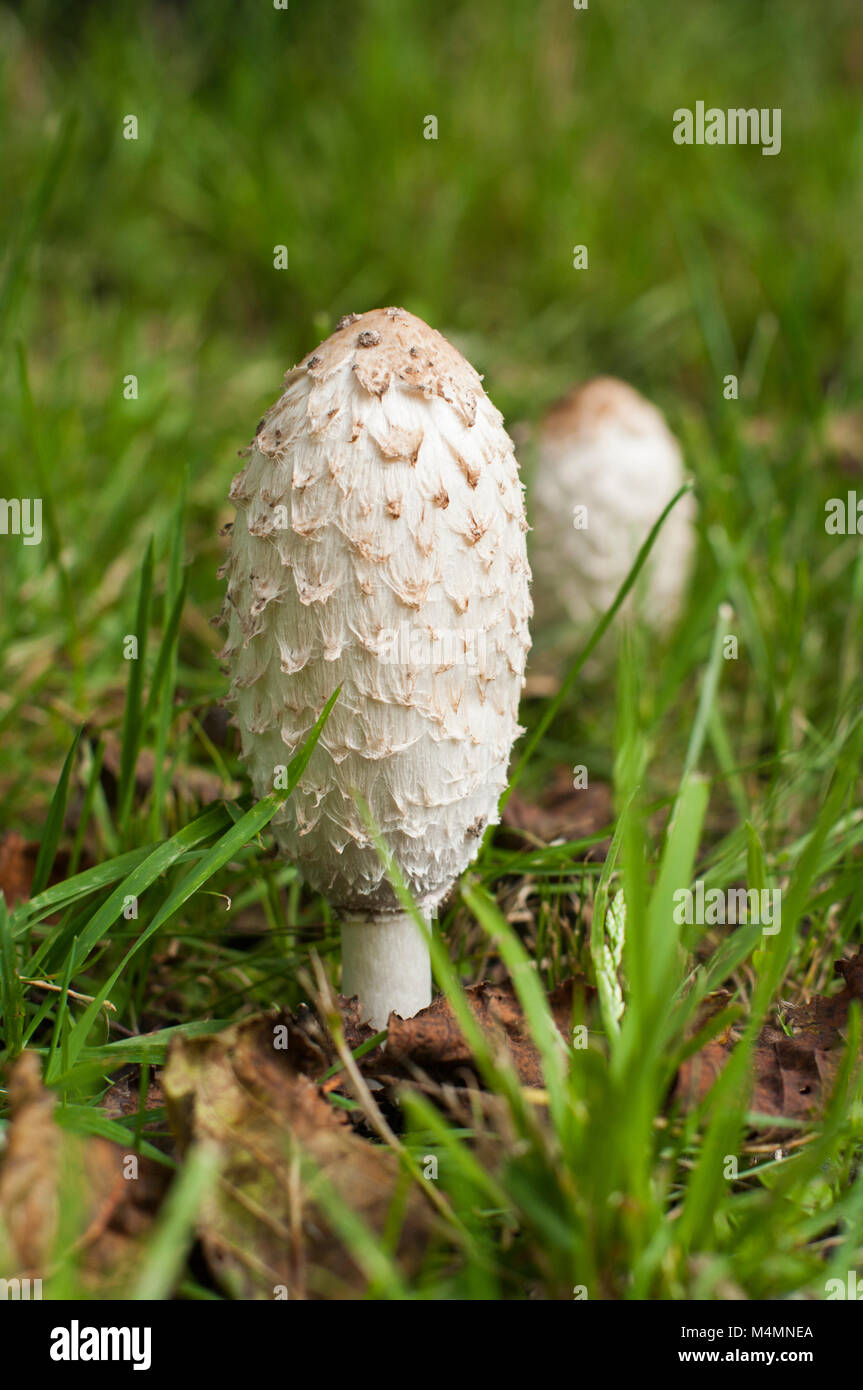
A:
[
  {"xmin": 368, "ymin": 806, "xmax": 595, "ymax": 1290},
  {"xmin": 361, "ymin": 839, "xmax": 589, "ymax": 1295},
  {"xmin": 52, "ymin": 687, "xmax": 340, "ymax": 1075},
  {"xmin": 307, "ymin": 952, "xmax": 470, "ymax": 1244},
  {"xmin": 460, "ymin": 881, "xmax": 569, "ymax": 1127},
  {"xmin": 355, "ymin": 797, "xmax": 542, "ymax": 1127}
]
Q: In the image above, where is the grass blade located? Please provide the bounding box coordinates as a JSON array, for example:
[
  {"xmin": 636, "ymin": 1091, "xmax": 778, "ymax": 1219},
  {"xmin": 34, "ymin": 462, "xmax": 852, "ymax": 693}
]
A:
[
  {"xmin": 117, "ymin": 538, "xmax": 154, "ymax": 831},
  {"xmin": 58, "ymin": 687, "xmax": 340, "ymax": 1071},
  {"xmin": 31, "ymin": 725, "xmax": 84, "ymax": 897}
]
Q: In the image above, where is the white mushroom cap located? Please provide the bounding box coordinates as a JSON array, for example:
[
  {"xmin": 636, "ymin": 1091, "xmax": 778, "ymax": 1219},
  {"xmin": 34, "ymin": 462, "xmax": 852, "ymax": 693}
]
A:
[
  {"xmin": 220, "ymin": 307, "xmax": 532, "ymax": 923},
  {"xmin": 530, "ymin": 376, "xmax": 696, "ymax": 637}
]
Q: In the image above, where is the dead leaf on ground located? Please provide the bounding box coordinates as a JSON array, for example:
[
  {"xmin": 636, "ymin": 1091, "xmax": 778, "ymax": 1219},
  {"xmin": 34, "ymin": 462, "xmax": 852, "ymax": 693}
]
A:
[
  {"xmin": 380, "ymin": 977, "xmax": 591, "ymax": 1089},
  {"xmin": 101, "ymin": 1067, "xmax": 165, "ymax": 1126},
  {"xmin": 676, "ymin": 949, "xmax": 863, "ymax": 1128},
  {"xmin": 0, "ymin": 1052, "xmax": 168, "ymax": 1289},
  {"xmin": 162, "ymin": 1015, "xmax": 435, "ymax": 1300}
]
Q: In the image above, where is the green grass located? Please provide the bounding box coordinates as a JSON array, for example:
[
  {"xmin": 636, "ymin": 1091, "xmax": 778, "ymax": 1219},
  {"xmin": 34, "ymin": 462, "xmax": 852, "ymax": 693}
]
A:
[{"xmin": 1, "ymin": 0, "xmax": 862, "ymax": 1300}]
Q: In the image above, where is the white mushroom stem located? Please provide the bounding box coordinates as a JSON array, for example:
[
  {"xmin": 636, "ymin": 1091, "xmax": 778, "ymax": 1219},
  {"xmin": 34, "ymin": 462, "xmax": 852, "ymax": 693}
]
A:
[{"xmin": 340, "ymin": 910, "xmax": 431, "ymax": 1030}]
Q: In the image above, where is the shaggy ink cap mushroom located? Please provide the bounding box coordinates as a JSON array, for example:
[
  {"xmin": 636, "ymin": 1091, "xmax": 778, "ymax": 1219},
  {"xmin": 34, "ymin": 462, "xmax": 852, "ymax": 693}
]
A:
[
  {"xmin": 220, "ymin": 308, "xmax": 532, "ymax": 1028},
  {"xmin": 531, "ymin": 376, "xmax": 696, "ymax": 642}
]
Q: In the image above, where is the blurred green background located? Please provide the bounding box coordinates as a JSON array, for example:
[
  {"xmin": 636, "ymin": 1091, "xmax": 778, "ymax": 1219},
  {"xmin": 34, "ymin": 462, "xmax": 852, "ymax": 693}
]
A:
[{"xmin": 1, "ymin": 0, "xmax": 862, "ymax": 819}]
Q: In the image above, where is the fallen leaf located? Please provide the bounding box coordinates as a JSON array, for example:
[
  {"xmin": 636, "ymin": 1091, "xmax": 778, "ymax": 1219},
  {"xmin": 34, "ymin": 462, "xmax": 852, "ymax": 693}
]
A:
[
  {"xmin": 162, "ymin": 1015, "xmax": 434, "ymax": 1299},
  {"xmin": 676, "ymin": 949, "xmax": 863, "ymax": 1127},
  {"xmin": 382, "ymin": 977, "xmax": 589, "ymax": 1088},
  {"xmin": 0, "ymin": 1052, "xmax": 167, "ymax": 1289}
]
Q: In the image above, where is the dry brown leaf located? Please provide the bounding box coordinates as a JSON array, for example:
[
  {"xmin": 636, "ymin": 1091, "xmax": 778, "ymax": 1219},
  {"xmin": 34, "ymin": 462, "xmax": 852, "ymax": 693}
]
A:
[
  {"xmin": 381, "ymin": 977, "xmax": 589, "ymax": 1088},
  {"xmin": 676, "ymin": 949, "xmax": 863, "ymax": 1127},
  {"xmin": 162, "ymin": 1015, "xmax": 435, "ymax": 1299},
  {"xmin": 0, "ymin": 1052, "xmax": 167, "ymax": 1289}
]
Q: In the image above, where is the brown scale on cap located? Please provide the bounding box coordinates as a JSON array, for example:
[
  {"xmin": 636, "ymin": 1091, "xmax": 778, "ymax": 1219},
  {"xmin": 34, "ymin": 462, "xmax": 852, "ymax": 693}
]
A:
[{"xmin": 294, "ymin": 307, "xmax": 483, "ymax": 429}]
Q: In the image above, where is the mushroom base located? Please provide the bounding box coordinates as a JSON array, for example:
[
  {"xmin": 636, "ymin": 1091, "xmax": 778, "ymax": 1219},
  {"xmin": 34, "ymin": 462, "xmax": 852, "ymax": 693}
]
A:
[{"xmin": 340, "ymin": 911, "xmax": 432, "ymax": 1030}]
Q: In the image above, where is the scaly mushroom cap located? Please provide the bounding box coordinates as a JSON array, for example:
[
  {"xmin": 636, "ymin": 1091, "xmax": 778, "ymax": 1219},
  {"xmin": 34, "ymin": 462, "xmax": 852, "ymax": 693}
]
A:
[
  {"xmin": 531, "ymin": 376, "xmax": 696, "ymax": 633},
  {"xmin": 220, "ymin": 307, "xmax": 532, "ymax": 913}
]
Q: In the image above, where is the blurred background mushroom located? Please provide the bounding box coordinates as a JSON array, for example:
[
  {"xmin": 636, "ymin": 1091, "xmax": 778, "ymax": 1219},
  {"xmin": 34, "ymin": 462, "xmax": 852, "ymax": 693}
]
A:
[{"xmin": 529, "ymin": 377, "xmax": 697, "ymax": 668}]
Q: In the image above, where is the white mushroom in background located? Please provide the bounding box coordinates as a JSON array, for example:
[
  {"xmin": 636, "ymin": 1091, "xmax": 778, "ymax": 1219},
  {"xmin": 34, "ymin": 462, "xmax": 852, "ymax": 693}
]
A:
[
  {"xmin": 220, "ymin": 307, "xmax": 532, "ymax": 1028},
  {"xmin": 530, "ymin": 376, "xmax": 696, "ymax": 646}
]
